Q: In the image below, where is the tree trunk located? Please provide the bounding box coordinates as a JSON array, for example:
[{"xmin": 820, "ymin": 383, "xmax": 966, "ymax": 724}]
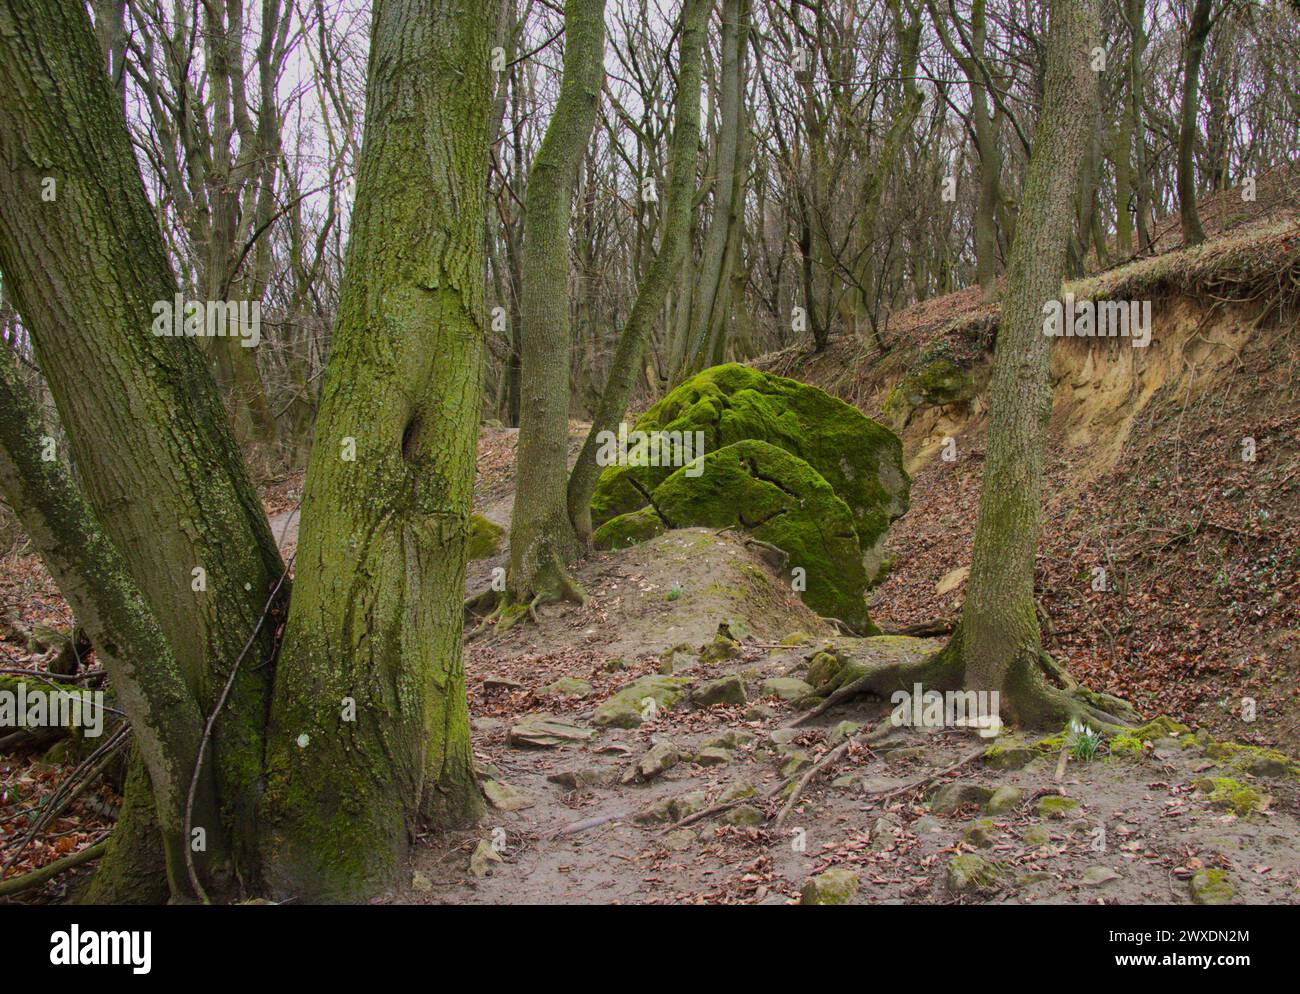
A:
[
  {"xmin": 0, "ymin": 0, "xmax": 284, "ymax": 898},
  {"xmin": 258, "ymin": 0, "xmax": 492, "ymax": 901},
  {"xmin": 506, "ymin": 0, "xmax": 607, "ymax": 606},
  {"xmin": 944, "ymin": 0, "xmax": 1100, "ymax": 724},
  {"xmin": 566, "ymin": 0, "xmax": 708, "ymax": 547},
  {"xmin": 1178, "ymin": 0, "xmax": 1215, "ymax": 247}
]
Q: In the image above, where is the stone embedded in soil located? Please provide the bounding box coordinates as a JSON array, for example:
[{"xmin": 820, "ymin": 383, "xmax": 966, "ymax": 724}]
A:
[
  {"xmin": 482, "ymin": 780, "xmax": 535, "ymax": 811},
  {"xmin": 508, "ymin": 713, "xmax": 595, "ymax": 748},
  {"xmin": 663, "ymin": 828, "xmax": 696, "ymax": 851},
  {"xmin": 702, "ymin": 729, "xmax": 756, "ymax": 751},
  {"xmin": 744, "ymin": 703, "xmax": 777, "ymax": 721},
  {"xmin": 470, "ymin": 839, "xmax": 503, "ymax": 878},
  {"xmin": 762, "ymin": 677, "xmax": 813, "ymax": 701},
  {"xmin": 693, "ymin": 674, "xmax": 747, "ymax": 707},
  {"xmin": 1080, "ymin": 866, "xmax": 1121, "ymax": 888},
  {"xmin": 1022, "ymin": 824, "xmax": 1051, "ymax": 847},
  {"xmin": 826, "ymin": 720, "xmax": 861, "ymax": 746},
  {"xmin": 658, "ymin": 649, "xmax": 696, "ymax": 675},
  {"xmin": 946, "ymin": 853, "xmax": 1005, "ymax": 895},
  {"xmin": 593, "ymin": 674, "xmax": 691, "ymax": 728},
  {"xmin": 1189, "ymin": 868, "xmax": 1235, "ymax": 905},
  {"xmin": 984, "ymin": 785, "xmax": 1023, "ymax": 814},
  {"xmin": 671, "ymin": 790, "xmax": 709, "ymax": 821},
  {"xmin": 547, "ymin": 768, "xmax": 608, "ymax": 789},
  {"xmin": 1036, "ymin": 795, "xmax": 1080, "ymax": 819},
  {"xmin": 694, "ymin": 746, "xmax": 733, "ymax": 766},
  {"xmin": 633, "ymin": 740, "xmax": 680, "ymax": 782},
  {"xmin": 800, "ymin": 868, "xmax": 861, "ymax": 905},
  {"xmin": 539, "ymin": 676, "xmax": 593, "ymax": 699},
  {"xmin": 929, "ymin": 782, "xmax": 994, "ymax": 814},
  {"xmin": 868, "ymin": 817, "xmax": 901, "ymax": 851},
  {"xmin": 780, "ymin": 750, "xmax": 812, "ymax": 777},
  {"xmin": 981, "ymin": 737, "xmax": 1036, "ymax": 770},
  {"xmin": 411, "ymin": 870, "xmax": 433, "ymax": 893},
  {"xmin": 718, "ymin": 781, "xmax": 756, "ymax": 803},
  {"xmin": 483, "ymin": 675, "xmax": 524, "ymax": 691},
  {"xmin": 962, "ymin": 818, "xmax": 997, "ymax": 848},
  {"xmin": 699, "ymin": 631, "xmax": 743, "ymax": 664},
  {"xmin": 723, "ymin": 804, "xmax": 765, "ymax": 827}
]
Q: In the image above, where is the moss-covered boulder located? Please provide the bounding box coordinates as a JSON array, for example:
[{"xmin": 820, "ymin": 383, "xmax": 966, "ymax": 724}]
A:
[
  {"xmin": 592, "ymin": 506, "xmax": 666, "ymax": 551},
  {"xmin": 648, "ymin": 440, "xmax": 872, "ymax": 631},
  {"xmin": 467, "ymin": 513, "xmax": 505, "ymax": 560},
  {"xmin": 592, "ymin": 675, "xmax": 692, "ymax": 728},
  {"xmin": 589, "ymin": 364, "xmax": 908, "ymax": 576},
  {"xmin": 882, "ymin": 345, "xmax": 977, "ymax": 430},
  {"xmin": 800, "ymin": 868, "xmax": 860, "ymax": 905}
]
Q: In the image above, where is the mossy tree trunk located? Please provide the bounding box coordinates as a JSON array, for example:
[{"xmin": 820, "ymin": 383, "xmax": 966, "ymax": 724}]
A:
[
  {"xmin": 259, "ymin": 0, "xmax": 492, "ymax": 901},
  {"xmin": 0, "ymin": 352, "xmax": 216, "ymax": 900},
  {"xmin": 566, "ymin": 0, "xmax": 708, "ymax": 547},
  {"xmin": 940, "ymin": 0, "xmax": 1107, "ymax": 726},
  {"xmin": 0, "ymin": 0, "xmax": 284, "ymax": 898},
  {"xmin": 506, "ymin": 0, "xmax": 607, "ymax": 609}
]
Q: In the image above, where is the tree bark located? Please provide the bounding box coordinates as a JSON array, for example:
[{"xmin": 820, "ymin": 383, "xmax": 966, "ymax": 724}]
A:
[
  {"xmin": 944, "ymin": 0, "xmax": 1100, "ymax": 724},
  {"xmin": 1178, "ymin": 0, "xmax": 1215, "ymax": 247},
  {"xmin": 259, "ymin": 0, "xmax": 492, "ymax": 901},
  {"xmin": 506, "ymin": 0, "xmax": 607, "ymax": 606}
]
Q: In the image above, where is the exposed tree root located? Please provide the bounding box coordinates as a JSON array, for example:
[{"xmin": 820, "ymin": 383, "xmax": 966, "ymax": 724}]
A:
[{"xmin": 464, "ymin": 569, "xmax": 589, "ymax": 642}]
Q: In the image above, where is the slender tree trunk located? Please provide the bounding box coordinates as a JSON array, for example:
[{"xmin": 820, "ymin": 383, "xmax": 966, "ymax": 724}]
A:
[
  {"xmin": 945, "ymin": 0, "xmax": 1100, "ymax": 723},
  {"xmin": 1178, "ymin": 0, "xmax": 1215, "ymax": 246},
  {"xmin": 505, "ymin": 0, "xmax": 607, "ymax": 606},
  {"xmin": 566, "ymin": 0, "xmax": 708, "ymax": 547}
]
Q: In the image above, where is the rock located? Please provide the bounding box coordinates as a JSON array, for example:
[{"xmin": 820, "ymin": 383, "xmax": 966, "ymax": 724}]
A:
[
  {"xmin": 635, "ymin": 741, "xmax": 680, "ymax": 782},
  {"xmin": 718, "ymin": 782, "xmax": 757, "ymax": 803},
  {"xmin": 693, "ymin": 674, "xmax": 747, "ymax": 707},
  {"xmin": 929, "ymin": 782, "xmax": 994, "ymax": 814},
  {"xmin": 762, "ymin": 677, "xmax": 814, "ymax": 702},
  {"xmin": 592, "ymin": 506, "xmax": 667, "ymax": 550},
  {"xmin": 483, "ymin": 675, "xmax": 523, "ymax": 691},
  {"xmin": 800, "ymin": 868, "xmax": 860, "ymax": 905},
  {"xmin": 962, "ymin": 818, "xmax": 996, "ymax": 848},
  {"xmin": 868, "ymin": 817, "xmax": 901, "ymax": 852},
  {"xmin": 467, "ymin": 514, "xmax": 505, "ymax": 560},
  {"xmin": 588, "ymin": 364, "xmax": 909, "ymax": 587},
  {"xmin": 780, "ymin": 631, "xmax": 814, "ymax": 646},
  {"xmin": 769, "ymin": 728, "xmax": 800, "ymax": 746},
  {"xmin": 469, "ymin": 839, "xmax": 503, "ymax": 878},
  {"xmin": 882, "ymin": 350, "xmax": 977, "ymax": 431},
  {"xmin": 1080, "ymin": 866, "xmax": 1120, "ymax": 888},
  {"xmin": 539, "ymin": 676, "xmax": 593, "ymax": 699},
  {"xmin": 780, "ymin": 751, "xmax": 812, "ymax": 777},
  {"xmin": 702, "ymin": 729, "xmax": 756, "ymax": 750},
  {"xmin": 411, "ymin": 870, "xmax": 433, "ymax": 893},
  {"xmin": 547, "ymin": 768, "xmax": 608, "ymax": 789},
  {"xmin": 508, "ymin": 713, "xmax": 595, "ymax": 748},
  {"xmin": 826, "ymin": 720, "xmax": 861, "ymax": 746},
  {"xmin": 831, "ymin": 775, "xmax": 856, "ymax": 789},
  {"xmin": 984, "ymin": 785, "xmax": 1022, "ymax": 814},
  {"xmin": 945, "ymin": 854, "xmax": 1004, "ymax": 895},
  {"xmin": 723, "ymin": 804, "xmax": 765, "ymax": 827},
  {"xmin": 694, "ymin": 746, "xmax": 732, "ymax": 767},
  {"xmin": 663, "ymin": 828, "xmax": 696, "ymax": 851},
  {"xmin": 632, "ymin": 798, "xmax": 676, "ymax": 824},
  {"xmin": 649, "ymin": 441, "xmax": 876, "ymax": 631},
  {"xmin": 604, "ymin": 657, "xmax": 628, "ymax": 672},
  {"xmin": 743, "ymin": 703, "xmax": 776, "ymax": 721},
  {"xmin": 482, "ymin": 780, "xmax": 535, "ymax": 812},
  {"xmin": 934, "ymin": 565, "xmax": 971, "ymax": 598},
  {"xmin": 658, "ymin": 649, "xmax": 696, "ymax": 675},
  {"xmin": 806, "ymin": 651, "xmax": 845, "ymax": 689},
  {"xmin": 670, "ymin": 790, "xmax": 709, "ymax": 821},
  {"xmin": 593, "ymin": 674, "xmax": 691, "ymax": 728},
  {"xmin": 1022, "ymin": 824, "xmax": 1051, "ymax": 847},
  {"xmin": 981, "ymin": 737, "xmax": 1036, "ymax": 770},
  {"xmin": 699, "ymin": 630, "xmax": 743, "ymax": 664},
  {"xmin": 471, "ymin": 716, "xmax": 503, "ymax": 733},
  {"xmin": 1193, "ymin": 776, "xmax": 1270, "ymax": 816},
  {"xmin": 1036, "ymin": 795, "xmax": 1080, "ymax": 819},
  {"xmin": 1189, "ymin": 868, "xmax": 1234, "ymax": 905}
]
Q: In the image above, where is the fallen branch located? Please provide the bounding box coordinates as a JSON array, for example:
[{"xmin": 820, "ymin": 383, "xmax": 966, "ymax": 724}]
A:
[{"xmin": 0, "ymin": 836, "xmax": 109, "ymax": 899}]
